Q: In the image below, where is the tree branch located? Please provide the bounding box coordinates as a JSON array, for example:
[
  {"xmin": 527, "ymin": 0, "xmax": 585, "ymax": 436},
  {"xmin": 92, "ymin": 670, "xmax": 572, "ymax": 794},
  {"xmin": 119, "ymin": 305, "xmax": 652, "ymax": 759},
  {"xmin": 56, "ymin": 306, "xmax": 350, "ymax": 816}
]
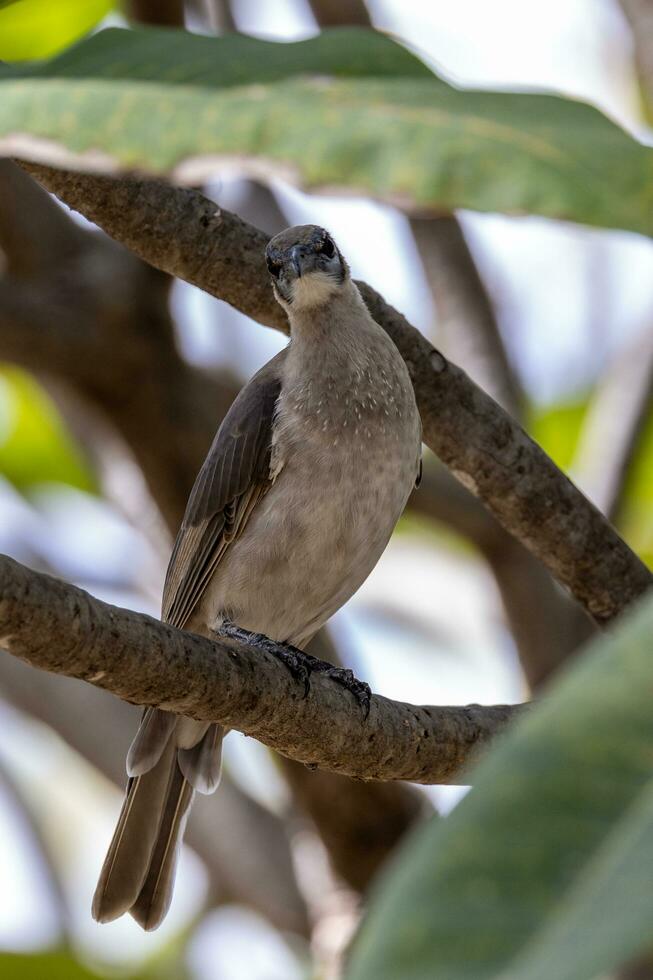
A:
[
  {"xmin": 411, "ymin": 215, "xmax": 523, "ymax": 419},
  {"xmin": 19, "ymin": 163, "xmax": 652, "ymax": 625},
  {"xmin": 0, "ymin": 553, "xmax": 522, "ymax": 785}
]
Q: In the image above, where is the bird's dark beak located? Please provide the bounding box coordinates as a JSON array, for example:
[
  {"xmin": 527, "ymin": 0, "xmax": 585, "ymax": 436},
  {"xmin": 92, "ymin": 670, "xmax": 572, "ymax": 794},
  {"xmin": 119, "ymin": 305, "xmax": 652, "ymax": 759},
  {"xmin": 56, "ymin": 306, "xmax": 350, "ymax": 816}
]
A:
[{"xmin": 290, "ymin": 245, "xmax": 303, "ymax": 279}]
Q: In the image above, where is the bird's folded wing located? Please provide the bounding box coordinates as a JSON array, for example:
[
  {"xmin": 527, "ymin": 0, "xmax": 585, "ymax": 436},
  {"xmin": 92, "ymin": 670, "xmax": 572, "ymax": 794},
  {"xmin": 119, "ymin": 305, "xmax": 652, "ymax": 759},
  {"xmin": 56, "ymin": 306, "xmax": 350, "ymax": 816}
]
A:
[{"xmin": 162, "ymin": 351, "xmax": 285, "ymax": 629}]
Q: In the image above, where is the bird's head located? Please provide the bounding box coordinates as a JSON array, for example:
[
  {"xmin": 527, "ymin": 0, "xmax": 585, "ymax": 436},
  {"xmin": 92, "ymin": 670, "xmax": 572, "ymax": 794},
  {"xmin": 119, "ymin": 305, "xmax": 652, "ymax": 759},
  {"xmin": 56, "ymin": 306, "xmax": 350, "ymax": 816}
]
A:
[{"xmin": 265, "ymin": 225, "xmax": 348, "ymax": 312}]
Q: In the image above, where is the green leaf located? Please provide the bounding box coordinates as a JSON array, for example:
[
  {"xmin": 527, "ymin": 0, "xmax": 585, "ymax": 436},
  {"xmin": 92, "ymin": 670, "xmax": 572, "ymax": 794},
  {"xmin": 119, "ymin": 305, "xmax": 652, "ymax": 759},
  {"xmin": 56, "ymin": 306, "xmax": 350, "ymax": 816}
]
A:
[
  {"xmin": 528, "ymin": 396, "xmax": 590, "ymax": 472},
  {"xmin": 0, "ymin": 365, "xmax": 95, "ymax": 491},
  {"xmin": 0, "ymin": 0, "xmax": 113, "ymax": 61},
  {"xmin": 346, "ymin": 592, "xmax": 653, "ymax": 980},
  {"xmin": 0, "ymin": 27, "xmax": 651, "ymax": 234}
]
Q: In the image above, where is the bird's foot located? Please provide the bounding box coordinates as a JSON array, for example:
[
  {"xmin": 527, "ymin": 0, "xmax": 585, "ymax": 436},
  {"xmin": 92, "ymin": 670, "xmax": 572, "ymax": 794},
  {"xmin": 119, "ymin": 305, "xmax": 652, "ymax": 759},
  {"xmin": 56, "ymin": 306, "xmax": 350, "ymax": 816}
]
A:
[
  {"xmin": 217, "ymin": 621, "xmax": 312, "ymax": 696},
  {"xmin": 216, "ymin": 621, "xmax": 371, "ymax": 716}
]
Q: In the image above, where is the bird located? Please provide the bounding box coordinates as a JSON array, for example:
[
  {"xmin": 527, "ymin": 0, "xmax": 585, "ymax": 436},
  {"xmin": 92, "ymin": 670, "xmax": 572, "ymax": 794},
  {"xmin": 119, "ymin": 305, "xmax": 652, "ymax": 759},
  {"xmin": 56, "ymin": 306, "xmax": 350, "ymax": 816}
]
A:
[{"xmin": 92, "ymin": 224, "xmax": 422, "ymax": 931}]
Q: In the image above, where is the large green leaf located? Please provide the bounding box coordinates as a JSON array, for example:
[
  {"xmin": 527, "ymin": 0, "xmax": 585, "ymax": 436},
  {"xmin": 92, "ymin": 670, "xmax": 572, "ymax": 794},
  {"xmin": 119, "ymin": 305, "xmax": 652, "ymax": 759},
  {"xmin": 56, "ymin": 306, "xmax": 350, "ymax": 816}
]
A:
[
  {"xmin": 0, "ymin": 0, "xmax": 113, "ymax": 61},
  {"xmin": 346, "ymin": 592, "xmax": 653, "ymax": 980},
  {"xmin": 0, "ymin": 27, "xmax": 651, "ymax": 234}
]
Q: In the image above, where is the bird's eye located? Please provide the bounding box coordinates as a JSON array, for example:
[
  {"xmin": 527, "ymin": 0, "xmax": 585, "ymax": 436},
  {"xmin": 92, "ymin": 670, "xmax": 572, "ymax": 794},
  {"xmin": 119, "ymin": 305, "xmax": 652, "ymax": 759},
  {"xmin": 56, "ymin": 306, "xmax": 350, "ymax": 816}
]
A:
[
  {"xmin": 320, "ymin": 237, "xmax": 335, "ymax": 259},
  {"xmin": 266, "ymin": 257, "xmax": 281, "ymax": 278}
]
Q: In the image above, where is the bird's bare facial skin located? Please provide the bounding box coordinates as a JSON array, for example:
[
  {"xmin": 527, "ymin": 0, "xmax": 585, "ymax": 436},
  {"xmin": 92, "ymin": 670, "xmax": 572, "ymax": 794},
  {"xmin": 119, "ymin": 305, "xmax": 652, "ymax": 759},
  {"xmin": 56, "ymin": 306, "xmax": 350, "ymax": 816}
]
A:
[{"xmin": 266, "ymin": 225, "xmax": 345, "ymax": 311}]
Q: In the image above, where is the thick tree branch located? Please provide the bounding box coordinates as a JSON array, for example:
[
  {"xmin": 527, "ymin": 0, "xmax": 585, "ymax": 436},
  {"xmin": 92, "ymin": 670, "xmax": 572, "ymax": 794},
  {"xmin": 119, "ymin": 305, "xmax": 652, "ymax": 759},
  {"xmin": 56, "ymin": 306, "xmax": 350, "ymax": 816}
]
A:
[
  {"xmin": 0, "ymin": 553, "xmax": 522, "ymax": 785},
  {"xmin": 19, "ymin": 164, "xmax": 652, "ymax": 625}
]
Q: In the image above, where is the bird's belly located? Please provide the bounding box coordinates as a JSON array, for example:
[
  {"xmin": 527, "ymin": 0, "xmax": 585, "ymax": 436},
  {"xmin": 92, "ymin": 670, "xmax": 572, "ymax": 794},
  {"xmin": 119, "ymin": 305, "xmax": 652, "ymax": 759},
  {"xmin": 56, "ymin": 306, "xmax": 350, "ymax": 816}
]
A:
[{"xmin": 197, "ymin": 437, "xmax": 415, "ymax": 647}]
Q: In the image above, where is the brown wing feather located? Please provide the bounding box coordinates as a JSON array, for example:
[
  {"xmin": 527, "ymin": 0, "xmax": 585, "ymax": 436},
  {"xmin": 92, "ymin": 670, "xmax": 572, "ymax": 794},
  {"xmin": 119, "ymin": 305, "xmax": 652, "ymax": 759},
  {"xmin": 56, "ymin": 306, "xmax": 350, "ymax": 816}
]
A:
[{"xmin": 162, "ymin": 352, "xmax": 284, "ymax": 629}]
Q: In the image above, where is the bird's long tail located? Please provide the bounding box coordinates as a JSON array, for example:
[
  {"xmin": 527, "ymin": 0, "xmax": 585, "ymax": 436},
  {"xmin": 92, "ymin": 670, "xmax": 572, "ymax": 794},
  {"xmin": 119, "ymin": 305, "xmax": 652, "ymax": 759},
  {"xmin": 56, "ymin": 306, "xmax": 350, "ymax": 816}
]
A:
[{"xmin": 92, "ymin": 711, "xmax": 223, "ymax": 931}]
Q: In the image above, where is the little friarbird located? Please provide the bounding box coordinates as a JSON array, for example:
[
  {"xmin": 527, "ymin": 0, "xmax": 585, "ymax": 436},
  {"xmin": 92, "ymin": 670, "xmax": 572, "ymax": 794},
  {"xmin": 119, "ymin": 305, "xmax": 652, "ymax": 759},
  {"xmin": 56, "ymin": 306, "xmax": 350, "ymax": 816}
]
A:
[{"xmin": 92, "ymin": 224, "xmax": 422, "ymax": 930}]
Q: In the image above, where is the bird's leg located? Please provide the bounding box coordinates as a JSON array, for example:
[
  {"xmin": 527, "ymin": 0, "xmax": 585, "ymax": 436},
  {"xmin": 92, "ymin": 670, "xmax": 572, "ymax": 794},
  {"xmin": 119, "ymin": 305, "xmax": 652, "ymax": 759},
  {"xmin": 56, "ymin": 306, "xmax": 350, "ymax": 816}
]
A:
[
  {"xmin": 216, "ymin": 621, "xmax": 312, "ymax": 696},
  {"xmin": 215, "ymin": 621, "xmax": 371, "ymax": 716}
]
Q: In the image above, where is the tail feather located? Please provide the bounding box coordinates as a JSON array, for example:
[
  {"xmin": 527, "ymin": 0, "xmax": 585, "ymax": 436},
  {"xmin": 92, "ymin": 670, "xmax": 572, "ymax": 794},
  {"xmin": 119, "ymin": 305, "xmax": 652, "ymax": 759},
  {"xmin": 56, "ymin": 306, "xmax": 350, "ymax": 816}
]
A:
[
  {"xmin": 93, "ymin": 718, "xmax": 224, "ymax": 930},
  {"xmin": 178, "ymin": 724, "xmax": 223, "ymax": 795},
  {"xmin": 127, "ymin": 708, "xmax": 176, "ymax": 777},
  {"xmin": 92, "ymin": 739, "xmax": 177, "ymax": 923},
  {"xmin": 130, "ymin": 759, "xmax": 194, "ymax": 931}
]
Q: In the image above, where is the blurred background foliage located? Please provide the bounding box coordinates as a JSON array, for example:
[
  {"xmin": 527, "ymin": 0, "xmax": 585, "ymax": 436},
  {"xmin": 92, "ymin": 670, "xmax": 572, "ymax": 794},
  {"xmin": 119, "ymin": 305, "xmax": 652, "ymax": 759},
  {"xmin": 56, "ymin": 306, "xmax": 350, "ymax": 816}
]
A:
[
  {"xmin": 0, "ymin": 0, "xmax": 112, "ymax": 60},
  {"xmin": 0, "ymin": 1, "xmax": 652, "ymax": 978},
  {"xmin": 0, "ymin": 366, "xmax": 95, "ymax": 492}
]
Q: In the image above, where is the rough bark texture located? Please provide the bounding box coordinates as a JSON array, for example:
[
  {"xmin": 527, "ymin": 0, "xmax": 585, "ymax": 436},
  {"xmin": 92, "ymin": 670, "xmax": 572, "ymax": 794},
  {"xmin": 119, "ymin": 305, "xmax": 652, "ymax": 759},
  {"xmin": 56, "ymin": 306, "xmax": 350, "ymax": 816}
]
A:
[
  {"xmin": 0, "ymin": 553, "xmax": 522, "ymax": 784},
  {"xmin": 19, "ymin": 164, "xmax": 651, "ymax": 626}
]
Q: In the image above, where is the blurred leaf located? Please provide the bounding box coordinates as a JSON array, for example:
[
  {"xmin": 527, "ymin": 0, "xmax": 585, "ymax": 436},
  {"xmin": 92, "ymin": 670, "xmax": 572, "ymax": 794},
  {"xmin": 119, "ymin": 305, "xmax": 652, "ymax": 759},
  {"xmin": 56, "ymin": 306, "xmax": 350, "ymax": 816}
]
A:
[
  {"xmin": 347, "ymin": 592, "xmax": 653, "ymax": 980},
  {"xmin": 0, "ymin": 365, "xmax": 95, "ymax": 491},
  {"xmin": 0, "ymin": 950, "xmax": 108, "ymax": 979},
  {"xmin": 0, "ymin": 0, "xmax": 113, "ymax": 61},
  {"xmin": 619, "ymin": 406, "xmax": 653, "ymax": 568},
  {"xmin": 0, "ymin": 27, "xmax": 652, "ymax": 234},
  {"xmin": 0, "ymin": 948, "xmax": 188, "ymax": 979},
  {"xmin": 527, "ymin": 397, "xmax": 590, "ymax": 472}
]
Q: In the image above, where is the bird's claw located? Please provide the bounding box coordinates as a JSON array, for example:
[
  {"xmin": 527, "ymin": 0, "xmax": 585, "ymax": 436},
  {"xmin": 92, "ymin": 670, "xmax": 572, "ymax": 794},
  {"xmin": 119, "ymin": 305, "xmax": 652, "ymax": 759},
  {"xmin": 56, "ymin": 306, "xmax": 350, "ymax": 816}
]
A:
[
  {"xmin": 216, "ymin": 621, "xmax": 371, "ymax": 716},
  {"xmin": 313, "ymin": 664, "xmax": 372, "ymax": 718},
  {"xmin": 217, "ymin": 622, "xmax": 311, "ymax": 696}
]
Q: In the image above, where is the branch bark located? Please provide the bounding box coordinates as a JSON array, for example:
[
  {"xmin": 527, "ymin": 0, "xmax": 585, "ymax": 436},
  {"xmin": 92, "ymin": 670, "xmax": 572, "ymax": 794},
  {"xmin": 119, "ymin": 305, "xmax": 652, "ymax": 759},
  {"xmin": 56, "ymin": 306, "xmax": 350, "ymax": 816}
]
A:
[
  {"xmin": 19, "ymin": 163, "xmax": 652, "ymax": 625},
  {"xmin": 0, "ymin": 553, "xmax": 522, "ymax": 785}
]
